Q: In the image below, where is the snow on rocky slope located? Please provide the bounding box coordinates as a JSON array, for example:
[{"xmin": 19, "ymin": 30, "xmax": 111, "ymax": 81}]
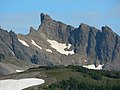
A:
[
  {"xmin": 47, "ymin": 39, "xmax": 74, "ymax": 55},
  {"xmin": 18, "ymin": 39, "xmax": 29, "ymax": 47},
  {"xmin": 31, "ymin": 39, "xmax": 42, "ymax": 49},
  {"xmin": 83, "ymin": 64, "xmax": 104, "ymax": 70}
]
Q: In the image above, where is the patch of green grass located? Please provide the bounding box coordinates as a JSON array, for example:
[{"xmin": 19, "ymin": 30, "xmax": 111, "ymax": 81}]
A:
[{"xmin": 45, "ymin": 68, "xmax": 82, "ymax": 81}]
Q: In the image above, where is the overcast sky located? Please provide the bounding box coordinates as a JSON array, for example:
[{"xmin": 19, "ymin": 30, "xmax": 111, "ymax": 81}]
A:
[{"xmin": 0, "ymin": 0, "xmax": 120, "ymax": 35}]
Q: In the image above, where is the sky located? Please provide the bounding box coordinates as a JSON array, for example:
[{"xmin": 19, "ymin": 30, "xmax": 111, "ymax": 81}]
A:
[{"xmin": 0, "ymin": 0, "xmax": 120, "ymax": 35}]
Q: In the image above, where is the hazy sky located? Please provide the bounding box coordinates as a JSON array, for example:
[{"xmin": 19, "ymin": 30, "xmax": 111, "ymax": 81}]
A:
[{"xmin": 0, "ymin": 0, "xmax": 120, "ymax": 35}]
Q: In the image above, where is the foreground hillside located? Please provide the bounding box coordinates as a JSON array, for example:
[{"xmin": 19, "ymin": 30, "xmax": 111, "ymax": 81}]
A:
[{"xmin": 0, "ymin": 66, "xmax": 120, "ymax": 90}]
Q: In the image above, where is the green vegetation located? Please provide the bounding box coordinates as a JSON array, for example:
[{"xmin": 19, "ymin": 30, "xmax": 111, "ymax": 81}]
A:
[
  {"xmin": 48, "ymin": 77, "xmax": 120, "ymax": 90},
  {"xmin": 44, "ymin": 66, "xmax": 120, "ymax": 90}
]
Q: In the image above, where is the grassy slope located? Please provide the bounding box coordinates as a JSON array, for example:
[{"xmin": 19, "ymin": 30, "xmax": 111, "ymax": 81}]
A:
[{"xmin": 0, "ymin": 66, "xmax": 120, "ymax": 90}]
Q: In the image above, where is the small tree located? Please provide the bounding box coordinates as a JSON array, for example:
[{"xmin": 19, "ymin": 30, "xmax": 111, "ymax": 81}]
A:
[{"xmin": 91, "ymin": 72, "xmax": 102, "ymax": 80}]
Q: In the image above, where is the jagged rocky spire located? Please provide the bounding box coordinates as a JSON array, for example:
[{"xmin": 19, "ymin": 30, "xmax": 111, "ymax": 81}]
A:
[{"xmin": 40, "ymin": 13, "xmax": 52, "ymax": 23}]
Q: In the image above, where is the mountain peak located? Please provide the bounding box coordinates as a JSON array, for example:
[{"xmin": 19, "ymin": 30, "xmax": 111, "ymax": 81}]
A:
[
  {"xmin": 102, "ymin": 25, "xmax": 113, "ymax": 33},
  {"xmin": 102, "ymin": 25, "xmax": 112, "ymax": 30},
  {"xmin": 29, "ymin": 27, "xmax": 36, "ymax": 34},
  {"xmin": 40, "ymin": 13, "xmax": 52, "ymax": 23},
  {"xmin": 79, "ymin": 23, "xmax": 91, "ymax": 31}
]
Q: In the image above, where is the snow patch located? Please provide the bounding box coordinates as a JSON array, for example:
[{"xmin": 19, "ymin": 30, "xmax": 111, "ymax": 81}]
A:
[
  {"xmin": 16, "ymin": 70, "xmax": 24, "ymax": 73},
  {"xmin": 46, "ymin": 49, "xmax": 52, "ymax": 53},
  {"xmin": 31, "ymin": 40, "xmax": 42, "ymax": 49},
  {"xmin": 0, "ymin": 78, "xmax": 45, "ymax": 90},
  {"xmin": 10, "ymin": 50, "xmax": 15, "ymax": 56},
  {"xmin": 18, "ymin": 39, "xmax": 29, "ymax": 47},
  {"xmin": 11, "ymin": 51, "xmax": 15, "ymax": 56},
  {"xmin": 67, "ymin": 44, "xmax": 72, "ymax": 49},
  {"xmin": 83, "ymin": 64, "xmax": 104, "ymax": 70},
  {"xmin": 47, "ymin": 39, "xmax": 74, "ymax": 55},
  {"xmin": 84, "ymin": 60, "xmax": 87, "ymax": 62}
]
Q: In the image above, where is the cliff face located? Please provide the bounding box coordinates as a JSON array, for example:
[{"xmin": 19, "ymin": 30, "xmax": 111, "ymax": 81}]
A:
[{"xmin": 0, "ymin": 13, "xmax": 120, "ymax": 72}]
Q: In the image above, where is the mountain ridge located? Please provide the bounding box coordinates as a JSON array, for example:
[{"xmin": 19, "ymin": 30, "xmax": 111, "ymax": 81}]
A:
[{"xmin": 0, "ymin": 13, "xmax": 120, "ymax": 75}]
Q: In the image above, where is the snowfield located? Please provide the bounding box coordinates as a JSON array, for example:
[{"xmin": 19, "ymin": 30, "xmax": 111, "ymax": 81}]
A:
[
  {"xmin": 47, "ymin": 39, "xmax": 74, "ymax": 55},
  {"xmin": 18, "ymin": 39, "xmax": 29, "ymax": 47},
  {"xmin": 31, "ymin": 40, "xmax": 42, "ymax": 49},
  {"xmin": 83, "ymin": 64, "xmax": 104, "ymax": 70},
  {"xmin": 0, "ymin": 78, "xmax": 45, "ymax": 90}
]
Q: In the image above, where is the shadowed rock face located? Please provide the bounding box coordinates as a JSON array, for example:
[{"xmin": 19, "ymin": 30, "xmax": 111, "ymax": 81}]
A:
[{"xmin": 0, "ymin": 13, "xmax": 120, "ymax": 72}]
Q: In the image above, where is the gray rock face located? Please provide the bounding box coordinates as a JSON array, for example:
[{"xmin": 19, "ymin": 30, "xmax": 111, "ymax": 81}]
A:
[
  {"xmin": 69, "ymin": 24, "xmax": 91, "ymax": 56},
  {"xmin": 9, "ymin": 31, "xmax": 31, "ymax": 61},
  {"xmin": 100, "ymin": 26, "xmax": 116, "ymax": 62},
  {"xmin": 0, "ymin": 29, "xmax": 31, "ymax": 63},
  {"xmin": 0, "ymin": 13, "xmax": 120, "ymax": 72},
  {"xmin": 39, "ymin": 13, "xmax": 75, "ymax": 43}
]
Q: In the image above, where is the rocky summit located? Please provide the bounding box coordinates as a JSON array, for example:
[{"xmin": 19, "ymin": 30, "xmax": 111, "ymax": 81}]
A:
[{"xmin": 0, "ymin": 13, "xmax": 120, "ymax": 75}]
